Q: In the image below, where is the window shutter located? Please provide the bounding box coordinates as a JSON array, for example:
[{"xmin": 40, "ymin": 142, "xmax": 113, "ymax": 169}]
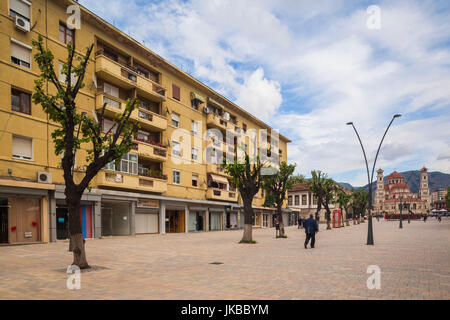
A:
[
  {"xmin": 11, "ymin": 41, "xmax": 31, "ymax": 64},
  {"xmin": 10, "ymin": 0, "xmax": 30, "ymax": 19},
  {"xmin": 172, "ymin": 84, "xmax": 180, "ymax": 100},
  {"xmin": 12, "ymin": 135, "xmax": 32, "ymax": 159},
  {"xmin": 172, "ymin": 113, "xmax": 180, "ymax": 122}
]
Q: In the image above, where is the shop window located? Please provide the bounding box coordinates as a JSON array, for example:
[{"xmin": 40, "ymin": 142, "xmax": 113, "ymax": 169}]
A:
[
  {"xmin": 172, "ymin": 84, "xmax": 180, "ymax": 101},
  {"xmin": 173, "ymin": 170, "xmax": 181, "ymax": 184},
  {"xmin": 10, "ymin": 39, "xmax": 31, "ymax": 69},
  {"xmin": 171, "ymin": 112, "xmax": 180, "ymax": 127},
  {"xmin": 11, "ymin": 87, "xmax": 31, "ymax": 114},
  {"xmin": 192, "ymin": 174, "xmax": 198, "ymax": 187},
  {"xmin": 12, "ymin": 135, "xmax": 32, "ymax": 160},
  {"xmin": 10, "ymin": 0, "xmax": 31, "ymax": 22},
  {"xmin": 59, "ymin": 22, "xmax": 74, "ymax": 45}
]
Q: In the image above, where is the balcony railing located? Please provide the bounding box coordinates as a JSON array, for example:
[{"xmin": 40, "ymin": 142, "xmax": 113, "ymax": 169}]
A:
[{"xmin": 207, "ymin": 188, "xmax": 238, "ymax": 202}]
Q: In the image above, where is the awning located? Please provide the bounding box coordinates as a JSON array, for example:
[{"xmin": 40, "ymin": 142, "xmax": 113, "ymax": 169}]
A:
[
  {"xmin": 190, "ymin": 92, "xmax": 205, "ymax": 104},
  {"xmin": 208, "ymin": 97, "xmax": 226, "ymax": 110},
  {"xmin": 210, "ymin": 174, "xmax": 229, "ymax": 185}
]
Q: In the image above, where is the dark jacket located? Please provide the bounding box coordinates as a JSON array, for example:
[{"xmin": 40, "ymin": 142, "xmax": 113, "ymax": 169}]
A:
[{"xmin": 304, "ymin": 218, "xmax": 318, "ymax": 235}]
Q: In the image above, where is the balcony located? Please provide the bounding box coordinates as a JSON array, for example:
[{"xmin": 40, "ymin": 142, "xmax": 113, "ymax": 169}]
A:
[
  {"xmin": 131, "ymin": 140, "xmax": 168, "ymax": 162},
  {"xmin": 207, "ymin": 188, "xmax": 238, "ymax": 202},
  {"xmin": 206, "ymin": 163, "xmax": 230, "ymax": 177},
  {"xmin": 96, "ymin": 170, "xmax": 167, "ymax": 194},
  {"xmin": 95, "ymin": 53, "xmax": 166, "ymax": 102},
  {"xmin": 95, "ymin": 94, "xmax": 167, "ymax": 131},
  {"xmin": 206, "ymin": 113, "xmax": 230, "ymax": 132},
  {"xmin": 131, "ymin": 107, "xmax": 167, "ymax": 131},
  {"xmin": 95, "ymin": 54, "xmax": 137, "ymax": 90}
]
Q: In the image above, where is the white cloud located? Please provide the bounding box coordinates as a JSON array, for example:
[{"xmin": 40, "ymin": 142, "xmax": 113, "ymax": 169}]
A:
[{"xmin": 78, "ymin": 0, "xmax": 450, "ymax": 184}]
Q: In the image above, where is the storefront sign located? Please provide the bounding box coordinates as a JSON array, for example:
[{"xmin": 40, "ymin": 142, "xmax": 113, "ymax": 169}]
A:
[
  {"xmin": 24, "ymin": 232, "xmax": 32, "ymax": 238},
  {"xmin": 137, "ymin": 199, "xmax": 159, "ymax": 209}
]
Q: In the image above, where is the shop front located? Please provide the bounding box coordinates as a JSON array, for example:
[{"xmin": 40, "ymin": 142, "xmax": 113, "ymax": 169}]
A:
[
  {"xmin": 188, "ymin": 207, "xmax": 207, "ymax": 232},
  {"xmin": 225, "ymin": 206, "xmax": 239, "ymax": 230},
  {"xmin": 135, "ymin": 199, "xmax": 159, "ymax": 234},
  {"xmin": 55, "ymin": 204, "xmax": 93, "ymax": 240},
  {"xmin": 0, "ymin": 181, "xmax": 51, "ymax": 245},
  {"xmin": 209, "ymin": 208, "xmax": 223, "ymax": 231},
  {"xmin": 166, "ymin": 209, "xmax": 185, "ymax": 233},
  {"xmin": 101, "ymin": 200, "xmax": 132, "ymax": 236}
]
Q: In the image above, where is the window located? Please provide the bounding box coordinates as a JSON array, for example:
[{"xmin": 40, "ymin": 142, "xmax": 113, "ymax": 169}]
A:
[
  {"xmin": 191, "ymin": 120, "xmax": 199, "ymax": 135},
  {"xmin": 59, "ymin": 23, "xmax": 74, "ymax": 44},
  {"xmin": 103, "ymin": 119, "xmax": 117, "ymax": 134},
  {"xmin": 103, "ymin": 82, "xmax": 119, "ymax": 98},
  {"xmin": 173, "ymin": 170, "xmax": 181, "ymax": 184},
  {"xmin": 191, "ymin": 100, "xmax": 200, "ymax": 110},
  {"xmin": 104, "ymin": 96, "xmax": 120, "ymax": 109},
  {"xmin": 12, "ymin": 135, "xmax": 32, "ymax": 160},
  {"xmin": 10, "ymin": 0, "xmax": 31, "ymax": 22},
  {"xmin": 288, "ymin": 196, "xmax": 293, "ymax": 206},
  {"xmin": 171, "ymin": 112, "xmax": 180, "ymax": 127},
  {"xmin": 11, "ymin": 88, "xmax": 31, "ymax": 114},
  {"xmin": 172, "ymin": 84, "xmax": 180, "ymax": 101},
  {"xmin": 295, "ymin": 195, "xmax": 300, "ymax": 206},
  {"xmin": 192, "ymin": 174, "xmax": 198, "ymax": 187},
  {"xmin": 136, "ymin": 130, "xmax": 150, "ymax": 143},
  {"xmin": 242, "ymin": 123, "xmax": 247, "ymax": 133},
  {"xmin": 172, "ymin": 140, "xmax": 181, "ymax": 157},
  {"xmin": 105, "ymin": 153, "xmax": 137, "ymax": 175},
  {"xmin": 10, "ymin": 39, "xmax": 31, "ymax": 69},
  {"xmin": 58, "ymin": 61, "xmax": 77, "ymax": 84},
  {"xmin": 191, "ymin": 147, "xmax": 199, "ymax": 161},
  {"xmin": 302, "ymin": 194, "xmax": 307, "ymax": 205}
]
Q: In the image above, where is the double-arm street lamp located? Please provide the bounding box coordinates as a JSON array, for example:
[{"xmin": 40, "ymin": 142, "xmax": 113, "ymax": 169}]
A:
[{"xmin": 347, "ymin": 114, "xmax": 401, "ymax": 245}]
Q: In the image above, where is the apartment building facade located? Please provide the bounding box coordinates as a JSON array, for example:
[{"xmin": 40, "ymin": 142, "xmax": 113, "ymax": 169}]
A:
[{"xmin": 0, "ymin": 0, "xmax": 289, "ymax": 245}]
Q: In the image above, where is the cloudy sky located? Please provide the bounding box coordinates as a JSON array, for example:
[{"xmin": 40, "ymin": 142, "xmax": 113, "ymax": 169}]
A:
[{"xmin": 79, "ymin": 0, "xmax": 450, "ymax": 186}]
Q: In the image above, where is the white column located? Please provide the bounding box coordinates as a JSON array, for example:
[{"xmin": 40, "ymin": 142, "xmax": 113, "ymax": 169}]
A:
[{"xmin": 160, "ymin": 202, "xmax": 166, "ymax": 234}]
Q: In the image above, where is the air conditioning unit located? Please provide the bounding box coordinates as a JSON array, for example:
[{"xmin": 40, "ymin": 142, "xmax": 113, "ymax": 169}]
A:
[
  {"xmin": 15, "ymin": 16, "xmax": 30, "ymax": 33},
  {"xmin": 202, "ymin": 107, "xmax": 210, "ymax": 114},
  {"xmin": 37, "ymin": 172, "xmax": 52, "ymax": 184},
  {"xmin": 115, "ymin": 174, "xmax": 123, "ymax": 183}
]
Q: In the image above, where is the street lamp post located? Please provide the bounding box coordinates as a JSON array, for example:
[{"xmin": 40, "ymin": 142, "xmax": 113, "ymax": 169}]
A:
[
  {"xmin": 399, "ymin": 197, "xmax": 403, "ymax": 229},
  {"xmin": 347, "ymin": 114, "xmax": 401, "ymax": 245}
]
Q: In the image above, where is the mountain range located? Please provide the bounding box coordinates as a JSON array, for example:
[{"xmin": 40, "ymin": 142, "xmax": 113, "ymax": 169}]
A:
[{"xmin": 338, "ymin": 170, "xmax": 450, "ymax": 196}]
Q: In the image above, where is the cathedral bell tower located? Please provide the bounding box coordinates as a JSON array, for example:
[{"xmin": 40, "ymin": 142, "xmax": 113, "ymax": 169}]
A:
[
  {"xmin": 374, "ymin": 169, "xmax": 385, "ymax": 213},
  {"xmin": 419, "ymin": 167, "xmax": 430, "ymax": 210}
]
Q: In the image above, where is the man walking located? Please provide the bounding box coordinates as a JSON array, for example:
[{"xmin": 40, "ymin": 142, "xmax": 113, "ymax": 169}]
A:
[{"xmin": 304, "ymin": 214, "xmax": 319, "ymax": 249}]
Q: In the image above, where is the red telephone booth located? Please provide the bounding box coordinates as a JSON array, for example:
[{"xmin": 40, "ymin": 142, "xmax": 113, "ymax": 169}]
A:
[{"xmin": 332, "ymin": 210, "xmax": 341, "ymax": 228}]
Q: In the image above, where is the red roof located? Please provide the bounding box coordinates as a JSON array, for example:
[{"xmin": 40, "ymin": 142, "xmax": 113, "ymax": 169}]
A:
[
  {"xmin": 387, "ymin": 171, "xmax": 403, "ymax": 179},
  {"xmin": 389, "ymin": 182, "xmax": 410, "ymax": 190},
  {"xmin": 421, "ymin": 167, "xmax": 428, "ymax": 172}
]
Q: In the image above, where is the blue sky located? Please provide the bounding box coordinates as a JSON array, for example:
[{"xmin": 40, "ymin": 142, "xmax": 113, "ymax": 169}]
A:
[{"xmin": 79, "ymin": 0, "xmax": 450, "ymax": 186}]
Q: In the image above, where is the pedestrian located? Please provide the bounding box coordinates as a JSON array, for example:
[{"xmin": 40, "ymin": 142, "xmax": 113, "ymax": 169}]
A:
[
  {"xmin": 303, "ymin": 214, "xmax": 319, "ymax": 249},
  {"xmin": 275, "ymin": 218, "xmax": 280, "ymax": 237},
  {"xmin": 438, "ymin": 213, "xmax": 442, "ymax": 223},
  {"xmin": 424, "ymin": 214, "xmax": 427, "ymax": 222},
  {"xmin": 298, "ymin": 217, "xmax": 302, "ymax": 229}
]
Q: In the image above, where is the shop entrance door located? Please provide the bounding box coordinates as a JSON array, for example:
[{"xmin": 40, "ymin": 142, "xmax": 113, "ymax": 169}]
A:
[
  {"xmin": 166, "ymin": 210, "xmax": 185, "ymax": 233},
  {"xmin": 101, "ymin": 207, "xmax": 113, "ymax": 236},
  {"xmin": 56, "ymin": 208, "xmax": 69, "ymax": 240},
  {"xmin": 0, "ymin": 198, "xmax": 8, "ymax": 244}
]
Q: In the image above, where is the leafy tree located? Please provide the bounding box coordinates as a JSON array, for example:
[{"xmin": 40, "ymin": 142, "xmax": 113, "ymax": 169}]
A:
[
  {"xmin": 32, "ymin": 36, "xmax": 137, "ymax": 268},
  {"xmin": 336, "ymin": 188, "xmax": 352, "ymax": 227},
  {"xmin": 307, "ymin": 170, "xmax": 326, "ymax": 220},
  {"xmin": 263, "ymin": 162, "xmax": 296, "ymax": 237},
  {"xmin": 351, "ymin": 189, "xmax": 369, "ymax": 224},
  {"xmin": 288, "ymin": 173, "xmax": 305, "ymax": 186},
  {"xmin": 446, "ymin": 187, "xmax": 450, "ymax": 210},
  {"xmin": 222, "ymin": 153, "xmax": 264, "ymax": 243},
  {"xmin": 321, "ymin": 178, "xmax": 338, "ymax": 230}
]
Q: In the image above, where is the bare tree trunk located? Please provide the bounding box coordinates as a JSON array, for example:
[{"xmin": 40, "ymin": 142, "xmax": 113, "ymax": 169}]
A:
[
  {"xmin": 277, "ymin": 206, "xmax": 285, "ymax": 237},
  {"xmin": 67, "ymin": 194, "xmax": 89, "ymax": 269},
  {"xmin": 240, "ymin": 198, "xmax": 254, "ymax": 243}
]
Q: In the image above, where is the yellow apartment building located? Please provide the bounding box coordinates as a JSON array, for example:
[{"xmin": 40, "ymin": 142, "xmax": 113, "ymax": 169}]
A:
[{"xmin": 0, "ymin": 0, "xmax": 290, "ymax": 245}]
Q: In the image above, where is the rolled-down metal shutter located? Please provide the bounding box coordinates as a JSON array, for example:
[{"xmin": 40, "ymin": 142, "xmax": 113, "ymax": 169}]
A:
[{"xmin": 135, "ymin": 211, "xmax": 159, "ymax": 234}]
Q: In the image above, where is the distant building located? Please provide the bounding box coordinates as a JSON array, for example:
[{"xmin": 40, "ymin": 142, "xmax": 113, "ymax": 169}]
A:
[{"xmin": 374, "ymin": 168, "xmax": 431, "ymax": 215}]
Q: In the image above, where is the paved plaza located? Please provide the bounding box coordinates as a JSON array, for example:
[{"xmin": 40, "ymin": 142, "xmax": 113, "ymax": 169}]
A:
[{"xmin": 0, "ymin": 218, "xmax": 449, "ymax": 300}]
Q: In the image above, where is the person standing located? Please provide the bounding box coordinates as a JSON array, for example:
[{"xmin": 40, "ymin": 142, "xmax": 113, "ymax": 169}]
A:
[
  {"xmin": 438, "ymin": 213, "xmax": 442, "ymax": 223},
  {"xmin": 304, "ymin": 214, "xmax": 319, "ymax": 249}
]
